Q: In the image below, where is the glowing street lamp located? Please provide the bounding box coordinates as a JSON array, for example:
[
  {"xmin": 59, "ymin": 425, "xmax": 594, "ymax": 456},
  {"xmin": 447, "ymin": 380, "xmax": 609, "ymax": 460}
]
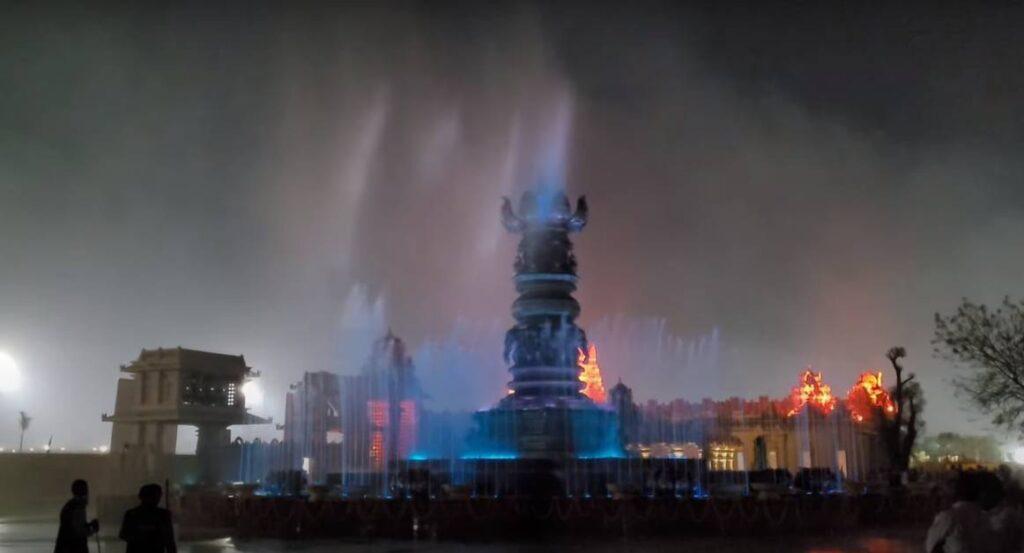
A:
[
  {"xmin": 1012, "ymin": 446, "xmax": 1024, "ymax": 465},
  {"xmin": 241, "ymin": 380, "xmax": 264, "ymax": 408},
  {"xmin": 0, "ymin": 351, "xmax": 22, "ymax": 394}
]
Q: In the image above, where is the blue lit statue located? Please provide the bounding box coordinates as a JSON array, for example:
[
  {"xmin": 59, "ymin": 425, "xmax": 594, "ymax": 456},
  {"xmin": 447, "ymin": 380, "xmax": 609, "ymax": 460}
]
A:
[{"xmin": 468, "ymin": 189, "xmax": 622, "ymax": 460}]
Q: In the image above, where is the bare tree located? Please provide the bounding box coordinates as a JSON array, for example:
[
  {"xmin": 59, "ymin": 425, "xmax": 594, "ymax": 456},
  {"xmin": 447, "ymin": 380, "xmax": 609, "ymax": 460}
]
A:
[
  {"xmin": 18, "ymin": 411, "xmax": 30, "ymax": 453},
  {"xmin": 933, "ymin": 297, "xmax": 1024, "ymax": 432},
  {"xmin": 879, "ymin": 347, "xmax": 924, "ymax": 473}
]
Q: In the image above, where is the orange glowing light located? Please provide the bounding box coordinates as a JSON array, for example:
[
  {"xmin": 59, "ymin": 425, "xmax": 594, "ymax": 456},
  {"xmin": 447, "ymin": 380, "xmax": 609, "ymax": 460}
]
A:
[
  {"xmin": 846, "ymin": 371, "xmax": 895, "ymax": 423},
  {"xmin": 368, "ymin": 400, "xmax": 389, "ymax": 428},
  {"xmin": 370, "ymin": 431, "xmax": 384, "ymax": 469},
  {"xmin": 367, "ymin": 400, "xmax": 389, "ymax": 469},
  {"xmin": 577, "ymin": 344, "xmax": 607, "ymax": 403},
  {"xmin": 786, "ymin": 369, "xmax": 837, "ymax": 416}
]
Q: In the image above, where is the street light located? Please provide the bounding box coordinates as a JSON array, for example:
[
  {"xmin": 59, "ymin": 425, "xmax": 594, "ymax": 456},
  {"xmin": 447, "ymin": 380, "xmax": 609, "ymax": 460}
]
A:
[
  {"xmin": 1012, "ymin": 446, "xmax": 1024, "ymax": 464},
  {"xmin": 241, "ymin": 380, "xmax": 264, "ymax": 408},
  {"xmin": 0, "ymin": 351, "xmax": 21, "ymax": 393}
]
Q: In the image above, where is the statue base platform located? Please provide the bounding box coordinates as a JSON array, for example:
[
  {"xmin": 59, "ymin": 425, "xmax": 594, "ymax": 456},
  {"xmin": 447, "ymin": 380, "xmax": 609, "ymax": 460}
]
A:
[{"xmin": 467, "ymin": 400, "xmax": 623, "ymax": 459}]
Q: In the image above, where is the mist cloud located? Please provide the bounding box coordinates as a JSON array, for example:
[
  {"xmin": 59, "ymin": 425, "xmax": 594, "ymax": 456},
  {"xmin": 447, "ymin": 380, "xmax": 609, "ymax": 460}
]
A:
[{"xmin": 1, "ymin": 3, "xmax": 1022, "ymax": 450}]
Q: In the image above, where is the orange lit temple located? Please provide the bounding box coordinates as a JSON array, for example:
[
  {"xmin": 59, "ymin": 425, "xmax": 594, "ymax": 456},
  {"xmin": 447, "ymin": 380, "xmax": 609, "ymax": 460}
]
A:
[
  {"xmin": 577, "ymin": 344, "xmax": 607, "ymax": 403},
  {"xmin": 612, "ymin": 367, "xmax": 896, "ymax": 479},
  {"xmin": 786, "ymin": 370, "xmax": 837, "ymax": 417},
  {"xmin": 846, "ymin": 371, "xmax": 896, "ymax": 422}
]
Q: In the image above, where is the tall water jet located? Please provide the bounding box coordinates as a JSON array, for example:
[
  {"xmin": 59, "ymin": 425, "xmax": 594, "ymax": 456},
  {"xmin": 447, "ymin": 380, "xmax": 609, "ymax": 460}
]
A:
[{"xmin": 467, "ymin": 190, "xmax": 622, "ymax": 459}]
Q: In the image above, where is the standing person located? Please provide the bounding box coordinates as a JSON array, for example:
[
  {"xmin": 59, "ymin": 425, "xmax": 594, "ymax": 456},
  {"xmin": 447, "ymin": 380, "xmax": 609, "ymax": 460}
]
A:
[
  {"xmin": 981, "ymin": 470, "xmax": 1024, "ymax": 553},
  {"xmin": 925, "ymin": 471, "xmax": 996, "ymax": 553},
  {"xmin": 119, "ymin": 483, "xmax": 177, "ymax": 553},
  {"xmin": 54, "ymin": 479, "xmax": 100, "ymax": 553}
]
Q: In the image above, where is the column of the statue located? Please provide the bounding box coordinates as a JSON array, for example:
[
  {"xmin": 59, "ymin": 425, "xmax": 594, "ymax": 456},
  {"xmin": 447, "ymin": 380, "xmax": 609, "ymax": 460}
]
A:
[{"xmin": 500, "ymin": 190, "xmax": 590, "ymax": 405}]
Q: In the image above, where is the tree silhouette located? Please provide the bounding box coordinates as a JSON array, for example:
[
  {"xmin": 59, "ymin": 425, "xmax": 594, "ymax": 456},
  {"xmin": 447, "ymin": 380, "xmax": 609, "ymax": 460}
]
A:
[
  {"xmin": 878, "ymin": 347, "xmax": 923, "ymax": 474},
  {"xmin": 18, "ymin": 411, "xmax": 31, "ymax": 453},
  {"xmin": 934, "ymin": 297, "xmax": 1024, "ymax": 433}
]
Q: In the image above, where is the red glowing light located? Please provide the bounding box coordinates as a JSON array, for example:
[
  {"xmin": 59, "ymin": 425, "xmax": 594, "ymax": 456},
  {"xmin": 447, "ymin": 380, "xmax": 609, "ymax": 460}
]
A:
[
  {"xmin": 577, "ymin": 344, "xmax": 607, "ymax": 403},
  {"xmin": 366, "ymin": 399, "xmax": 418, "ymax": 466},
  {"xmin": 846, "ymin": 371, "xmax": 895, "ymax": 423},
  {"xmin": 367, "ymin": 400, "xmax": 389, "ymax": 469},
  {"xmin": 786, "ymin": 369, "xmax": 837, "ymax": 416}
]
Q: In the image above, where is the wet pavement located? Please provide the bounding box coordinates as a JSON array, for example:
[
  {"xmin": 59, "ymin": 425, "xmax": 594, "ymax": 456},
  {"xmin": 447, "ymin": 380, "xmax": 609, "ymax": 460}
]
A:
[{"xmin": 0, "ymin": 515, "xmax": 926, "ymax": 552}]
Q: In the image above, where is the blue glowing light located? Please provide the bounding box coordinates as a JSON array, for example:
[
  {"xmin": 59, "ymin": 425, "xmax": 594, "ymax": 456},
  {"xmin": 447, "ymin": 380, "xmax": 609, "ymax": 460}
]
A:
[
  {"xmin": 576, "ymin": 448, "xmax": 627, "ymax": 459},
  {"xmin": 460, "ymin": 452, "xmax": 518, "ymax": 460}
]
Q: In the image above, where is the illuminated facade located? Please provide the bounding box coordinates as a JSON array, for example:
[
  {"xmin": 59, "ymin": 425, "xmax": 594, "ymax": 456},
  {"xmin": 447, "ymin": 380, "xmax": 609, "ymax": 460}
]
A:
[{"xmin": 614, "ymin": 370, "xmax": 890, "ymax": 480}]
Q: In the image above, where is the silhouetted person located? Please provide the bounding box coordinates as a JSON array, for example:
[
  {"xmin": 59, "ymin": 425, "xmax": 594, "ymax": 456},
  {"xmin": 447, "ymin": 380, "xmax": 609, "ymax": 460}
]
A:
[
  {"xmin": 55, "ymin": 479, "xmax": 99, "ymax": 553},
  {"xmin": 926, "ymin": 471, "xmax": 996, "ymax": 553},
  {"xmin": 119, "ymin": 483, "xmax": 176, "ymax": 553},
  {"xmin": 980, "ymin": 470, "xmax": 1024, "ymax": 553}
]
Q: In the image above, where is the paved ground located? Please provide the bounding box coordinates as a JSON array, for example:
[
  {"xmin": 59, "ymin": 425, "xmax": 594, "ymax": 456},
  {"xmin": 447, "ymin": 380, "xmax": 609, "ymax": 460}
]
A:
[{"xmin": 0, "ymin": 515, "xmax": 927, "ymax": 553}]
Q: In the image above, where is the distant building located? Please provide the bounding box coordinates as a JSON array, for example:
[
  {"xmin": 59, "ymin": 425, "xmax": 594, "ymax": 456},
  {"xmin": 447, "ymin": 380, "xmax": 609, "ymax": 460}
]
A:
[
  {"xmin": 609, "ymin": 378, "xmax": 639, "ymax": 448},
  {"xmin": 283, "ymin": 331, "xmax": 424, "ymax": 482},
  {"xmin": 611, "ymin": 370, "xmax": 889, "ymax": 480},
  {"xmin": 102, "ymin": 347, "xmax": 270, "ymax": 483},
  {"xmin": 282, "ymin": 371, "xmax": 342, "ymax": 478}
]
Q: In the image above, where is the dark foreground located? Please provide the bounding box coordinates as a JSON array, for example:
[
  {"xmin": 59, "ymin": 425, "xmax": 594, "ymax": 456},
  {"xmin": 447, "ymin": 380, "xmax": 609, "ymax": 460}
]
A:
[
  {"xmin": 195, "ymin": 493, "xmax": 943, "ymax": 540},
  {"xmin": 0, "ymin": 515, "xmax": 927, "ymax": 553}
]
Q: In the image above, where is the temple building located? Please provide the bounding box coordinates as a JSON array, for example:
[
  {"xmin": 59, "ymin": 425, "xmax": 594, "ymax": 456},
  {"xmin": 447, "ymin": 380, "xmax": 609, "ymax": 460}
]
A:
[
  {"xmin": 282, "ymin": 331, "xmax": 424, "ymax": 483},
  {"xmin": 102, "ymin": 347, "xmax": 270, "ymax": 483},
  {"xmin": 612, "ymin": 370, "xmax": 891, "ymax": 480},
  {"xmin": 282, "ymin": 371, "xmax": 342, "ymax": 479}
]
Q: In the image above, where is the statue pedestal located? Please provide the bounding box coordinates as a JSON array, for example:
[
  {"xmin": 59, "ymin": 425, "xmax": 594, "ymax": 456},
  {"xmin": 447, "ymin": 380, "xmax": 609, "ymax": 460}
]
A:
[{"xmin": 468, "ymin": 402, "xmax": 623, "ymax": 460}]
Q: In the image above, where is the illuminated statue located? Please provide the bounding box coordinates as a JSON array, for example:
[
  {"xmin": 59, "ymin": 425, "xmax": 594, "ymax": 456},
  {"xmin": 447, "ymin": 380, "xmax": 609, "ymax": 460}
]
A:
[
  {"xmin": 470, "ymin": 189, "xmax": 621, "ymax": 459},
  {"xmin": 500, "ymin": 189, "xmax": 590, "ymax": 403}
]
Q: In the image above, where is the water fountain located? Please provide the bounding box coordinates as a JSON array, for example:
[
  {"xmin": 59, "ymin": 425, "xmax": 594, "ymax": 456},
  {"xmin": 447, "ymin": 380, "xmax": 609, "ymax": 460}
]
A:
[{"xmin": 204, "ymin": 189, "xmax": 910, "ymax": 540}]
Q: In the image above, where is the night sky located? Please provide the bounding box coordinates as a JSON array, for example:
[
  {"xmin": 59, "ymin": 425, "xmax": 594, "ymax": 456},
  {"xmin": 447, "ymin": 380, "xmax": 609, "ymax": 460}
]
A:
[{"xmin": 2, "ymin": 2, "xmax": 1024, "ymax": 451}]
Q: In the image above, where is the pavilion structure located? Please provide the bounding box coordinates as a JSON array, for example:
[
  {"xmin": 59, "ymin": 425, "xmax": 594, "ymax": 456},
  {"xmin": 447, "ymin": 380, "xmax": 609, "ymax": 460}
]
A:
[{"xmin": 102, "ymin": 347, "xmax": 270, "ymax": 484}]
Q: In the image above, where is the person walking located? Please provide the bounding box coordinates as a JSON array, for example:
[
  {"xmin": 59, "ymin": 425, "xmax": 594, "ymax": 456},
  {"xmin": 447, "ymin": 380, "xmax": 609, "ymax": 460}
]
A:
[
  {"xmin": 118, "ymin": 483, "xmax": 176, "ymax": 553},
  {"xmin": 54, "ymin": 479, "xmax": 100, "ymax": 553}
]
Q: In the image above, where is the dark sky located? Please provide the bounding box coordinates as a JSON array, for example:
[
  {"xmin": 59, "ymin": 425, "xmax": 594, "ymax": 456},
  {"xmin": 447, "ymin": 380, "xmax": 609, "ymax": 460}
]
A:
[{"xmin": 2, "ymin": 2, "xmax": 1023, "ymax": 451}]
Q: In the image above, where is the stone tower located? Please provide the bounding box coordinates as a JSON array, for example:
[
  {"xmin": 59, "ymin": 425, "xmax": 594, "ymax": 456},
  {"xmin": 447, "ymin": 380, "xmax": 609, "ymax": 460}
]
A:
[
  {"xmin": 499, "ymin": 188, "xmax": 590, "ymax": 405},
  {"xmin": 468, "ymin": 189, "xmax": 621, "ymax": 459}
]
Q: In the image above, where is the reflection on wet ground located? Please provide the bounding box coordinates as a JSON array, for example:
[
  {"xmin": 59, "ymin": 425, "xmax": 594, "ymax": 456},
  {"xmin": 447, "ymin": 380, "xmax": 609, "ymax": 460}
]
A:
[{"xmin": 0, "ymin": 515, "xmax": 925, "ymax": 553}]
